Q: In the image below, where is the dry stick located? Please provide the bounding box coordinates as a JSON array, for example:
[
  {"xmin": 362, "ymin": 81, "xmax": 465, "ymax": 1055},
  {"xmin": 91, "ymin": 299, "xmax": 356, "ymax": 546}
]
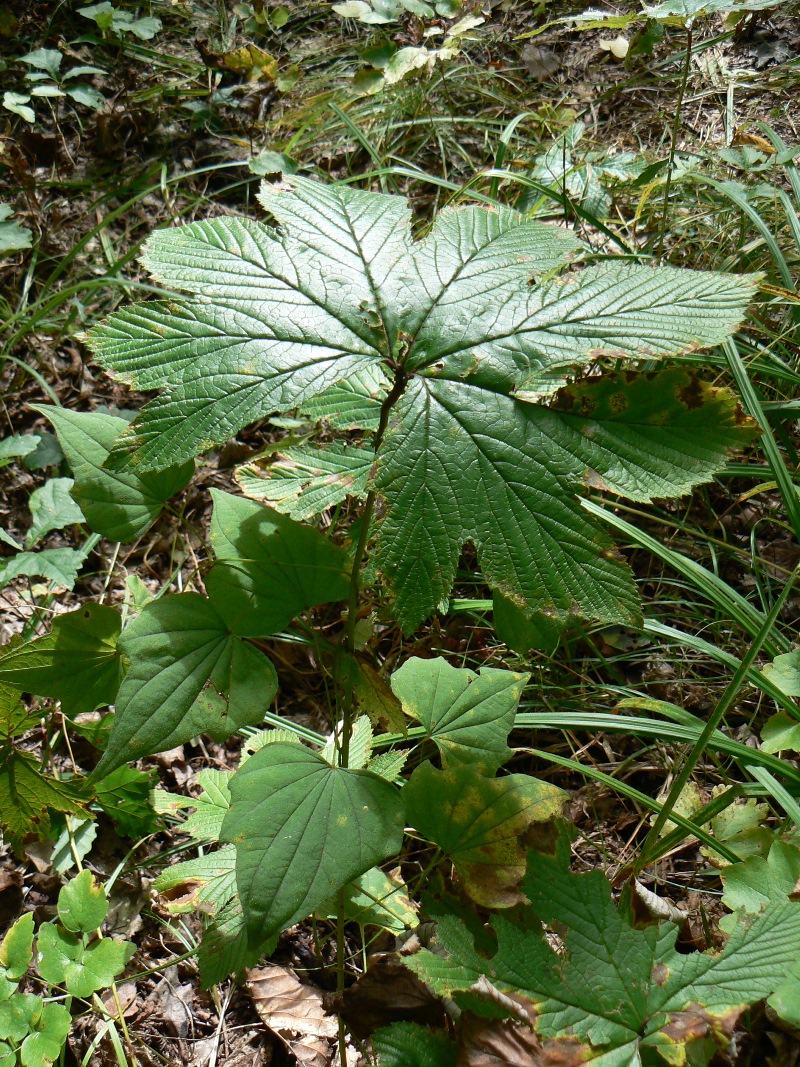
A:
[
  {"xmin": 656, "ymin": 22, "xmax": 694, "ymax": 263},
  {"xmin": 636, "ymin": 562, "xmax": 800, "ymax": 871},
  {"xmin": 335, "ymin": 367, "xmax": 407, "ymax": 1064}
]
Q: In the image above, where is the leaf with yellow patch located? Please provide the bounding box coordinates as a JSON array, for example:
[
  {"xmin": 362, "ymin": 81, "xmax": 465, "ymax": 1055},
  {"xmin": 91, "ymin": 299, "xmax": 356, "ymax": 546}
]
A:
[{"xmin": 404, "ymin": 762, "xmax": 565, "ymax": 907}]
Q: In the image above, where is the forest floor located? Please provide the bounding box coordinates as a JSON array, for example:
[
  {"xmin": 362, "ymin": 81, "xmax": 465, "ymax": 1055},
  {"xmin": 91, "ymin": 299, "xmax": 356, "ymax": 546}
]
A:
[{"xmin": 2, "ymin": 0, "xmax": 800, "ymax": 1064}]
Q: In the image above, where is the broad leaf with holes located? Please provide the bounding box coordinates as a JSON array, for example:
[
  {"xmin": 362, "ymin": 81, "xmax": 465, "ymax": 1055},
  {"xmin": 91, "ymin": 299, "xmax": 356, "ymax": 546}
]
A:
[
  {"xmin": 221, "ymin": 742, "xmax": 404, "ymax": 943},
  {"xmin": 406, "ymin": 841, "xmax": 800, "ymax": 1066},
  {"xmin": 90, "ymin": 178, "xmax": 757, "ymax": 632}
]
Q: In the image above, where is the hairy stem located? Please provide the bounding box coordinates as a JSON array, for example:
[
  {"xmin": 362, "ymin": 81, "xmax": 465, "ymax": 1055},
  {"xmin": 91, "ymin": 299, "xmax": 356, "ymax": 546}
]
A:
[
  {"xmin": 657, "ymin": 22, "xmax": 693, "ymax": 262},
  {"xmin": 338, "ymin": 368, "xmax": 407, "ymax": 767}
]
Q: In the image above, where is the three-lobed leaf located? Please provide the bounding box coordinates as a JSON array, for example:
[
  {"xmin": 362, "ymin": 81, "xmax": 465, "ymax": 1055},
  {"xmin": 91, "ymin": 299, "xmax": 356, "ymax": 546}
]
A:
[{"xmin": 390, "ymin": 656, "xmax": 527, "ymax": 773}]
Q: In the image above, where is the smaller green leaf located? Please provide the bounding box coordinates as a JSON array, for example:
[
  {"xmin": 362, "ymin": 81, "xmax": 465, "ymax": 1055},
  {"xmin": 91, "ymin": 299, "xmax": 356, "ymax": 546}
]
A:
[
  {"xmin": 65, "ymin": 84, "xmax": 104, "ymax": 109},
  {"xmin": 34, "ymin": 406, "xmax": 194, "ymax": 543},
  {"xmin": 0, "ymin": 547, "xmax": 87, "ymax": 590},
  {"xmin": 206, "ymin": 490, "xmax": 351, "ymax": 637},
  {"xmin": 0, "ymin": 603, "xmax": 122, "ymax": 715},
  {"xmin": 221, "ymin": 742, "xmax": 405, "ymax": 942},
  {"xmin": 23, "ymin": 433, "xmax": 63, "ymax": 472},
  {"xmin": 721, "ymin": 840, "xmax": 800, "ymax": 928},
  {"xmin": 762, "ymin": 711, "xmax": 800, "ymax": 754},
  {"xmin": 404, "ymin": 762, "xmax": 565, "ymax": 907},
  {"xmin": 0, "ymin": 995, "xmax": 29, "ymax": 1044},
  {"xmin": 0, "ymin": 751, "xmax": 89, "ymax": 850},
  {"xmin": 2, "ymin": 92, "xmax": 35, "ymax": 124},
  {"xmin": 373, "ymin": 1022, "xmax": 457, "ymax": 1067},
  {"xmin": 0, "ymin": 206, "xmax": 32, "ymax": 254},
  {"xmin": 0, "ymin": 913, "xmax": 35, "ymax": 1001},
  {"xmin": 19, "ymin": 1000, "xmax": 71, "ymax": 1067},
  {"xmin": 2, "ymin": 997, "xmax": 70, "ymax": 1067},
  {"xmin": 390, "ymin": 657, "xmax": 528, "ymax": 774},
  {"xmin": 197, "ymin": 900, "xmax": 274, "ymax": 987},
  {"xmin": 36, "ymin": 922, "xmax": 134, "ymax": 997},
  {"xmin": 57, "ymin": 869, "xmax": 108, "ymax": 934},
  {"xmin": 153, "ymin": 844, "xmax": 237, "ymax": 914},
  {"xmin": 318, "ymin": 867, "xmax": 417, "ymax": 932},
  {"xmin": 0, "ymin": 682, "xmax": 39, "ymax": 741},
  {"xmin": 700, "ymin": 792, "xmax": 772, "ymax": 867},
  {"xmin": 50, "ymin": 817, "xmax": 97, "ymax": 874},
  {"xmin": 762, "ymin": 649, "xmax": 800, "ymax": 697},
  {"xmin": 0, "ymin": 434, "xmax": 39, "ymax": 468},
  {"xmin": 93, "ymin": 765, "xmax": 157, "ymax": 837},
  {"xmin": 95, "ymin": 593, "xmax": 278, "ymax": 776},
  {"xmin": 184, "ymin": 770, "xmax": 232, "ymax": 842},
  {"xmin": 492, "ymin": 594, "xmax": 564, "ymax": 655},
  {"xmin": 19, "ymin": 48, "xmax": 62, "ymax": 78}
]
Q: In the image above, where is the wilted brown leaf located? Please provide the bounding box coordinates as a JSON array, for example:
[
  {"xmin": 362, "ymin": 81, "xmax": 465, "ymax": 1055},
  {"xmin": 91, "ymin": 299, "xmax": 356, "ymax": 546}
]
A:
[{"xmin": 248, "ymin": 963, "xmax": 337, "ymax": 1067}]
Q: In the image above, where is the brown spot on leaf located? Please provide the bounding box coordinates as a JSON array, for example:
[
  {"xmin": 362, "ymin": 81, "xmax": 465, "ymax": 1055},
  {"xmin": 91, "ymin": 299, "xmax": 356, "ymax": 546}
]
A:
[
  {"xmin": 676, "ymin": 372, "xmax": 705, "ymax": 410},
  {"xmin": 583, "ymin": 469, "xmax": 610, "ymax": 492},
  {"xmin": 651, "ymin": 962, "xmax": 670, "ymax": 987}
]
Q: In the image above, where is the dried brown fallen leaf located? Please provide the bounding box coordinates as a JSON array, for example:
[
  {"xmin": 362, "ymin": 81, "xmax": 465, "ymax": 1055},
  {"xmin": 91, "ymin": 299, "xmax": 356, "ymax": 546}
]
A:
[
  {"xmin": 458, "ymin": 1012, "xmax": 588, "ymax": 1066},
  {"xmin": 247, "ymin": 963, "xmax": 337, "ymax": 1067},
  {"xmin": 333, "ymin": 952, "xmax": 445, "ymax": 1039}
]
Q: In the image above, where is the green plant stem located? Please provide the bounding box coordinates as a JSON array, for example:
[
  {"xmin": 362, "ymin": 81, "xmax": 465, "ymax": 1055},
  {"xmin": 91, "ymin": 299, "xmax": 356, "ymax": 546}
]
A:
[
  {"xmin": 636, "ymin": 562, "xmax": 800, "ymax": 870},
  {"xmin": 657, "ymin": 22, "xmax": 693, "ymax": 262},
  {"xmin": 338, "ymin": 368, "xmax": 407, "ymax": 768},
  {"xmin": 334, "ymin": 366, "xmax": 407, "ymax": 1051}
]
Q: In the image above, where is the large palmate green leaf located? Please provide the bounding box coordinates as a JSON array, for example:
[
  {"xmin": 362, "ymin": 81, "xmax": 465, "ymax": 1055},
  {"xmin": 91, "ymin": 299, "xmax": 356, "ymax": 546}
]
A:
[
  {"xmin": 95, "ymin": 592, "xmax": 278, "ymax": 776},
  {"xmin": 406, "ymin": 842, "xmax": 800, "ymax": 1066},
  {"xmin": 34, "ymin": 406, "xmax": 193, "ymax": 542},
  {"xmin": 0, "ymin": 603, "xmax": 123, "ymax": 715},
  {"xmin": 221, "ymin": 742, "xmax": 404, "ymax": 942},
  {"xmin": 205, "ymin": 489, "xmax": 351, "ymax": 636},
  {"xmin": 390, "ymin": 656, "xmax": 527, "ymax": 774},
  {"xmin": 90, "ymin": 178, "xmax": 757, "ymax": 631}
]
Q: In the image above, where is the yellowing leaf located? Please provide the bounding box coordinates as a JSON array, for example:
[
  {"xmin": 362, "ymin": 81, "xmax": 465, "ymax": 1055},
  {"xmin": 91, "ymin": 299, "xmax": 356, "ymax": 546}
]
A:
[{"xmin": 404, "ymin": 762, "xmax": 565, "ymax": 907}]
